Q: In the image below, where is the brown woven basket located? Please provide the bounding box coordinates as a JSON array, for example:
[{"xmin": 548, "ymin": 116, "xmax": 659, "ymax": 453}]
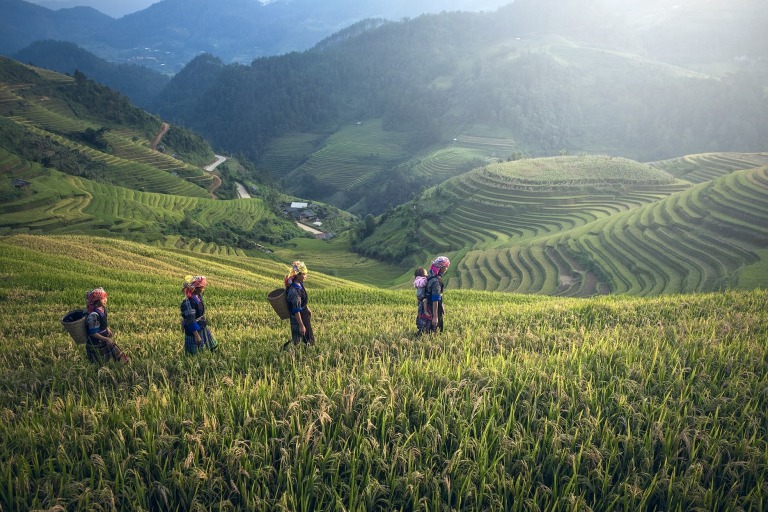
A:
[
  {"xmin": 267, "ymin": 288, "xmax": 290, "ymax": 320},
  {"xmin": 61, "ymin": 310, "xmax": 88, "ymax": 344}
]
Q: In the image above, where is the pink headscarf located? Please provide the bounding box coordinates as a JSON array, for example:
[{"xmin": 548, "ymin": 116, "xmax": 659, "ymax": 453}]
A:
[
  {"xmin": 429, "ymin": 256, "xmax": 451, "ymax": 276},
  {"xmin": 85, "ymin": 287, "xmax": 107, "ymax": 312},
  {"xmin": 183, "ymin": 275, "xmax": 208, "ymax": 298}
]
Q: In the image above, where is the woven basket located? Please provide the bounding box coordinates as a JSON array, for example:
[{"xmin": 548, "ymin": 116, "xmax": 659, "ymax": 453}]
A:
[
  {"xmin": 61, "ymin": 310, "xmax": 88, "ymax": 344},
  {"xmin": 267, "ymin": 288, "xmax": 290, "ymax": 320}
]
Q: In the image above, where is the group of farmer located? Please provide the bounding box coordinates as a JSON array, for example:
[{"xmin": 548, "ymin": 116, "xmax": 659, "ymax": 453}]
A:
[{"xmin": 78, "ymin": 256, "xmax": 450, "ymax": 364}]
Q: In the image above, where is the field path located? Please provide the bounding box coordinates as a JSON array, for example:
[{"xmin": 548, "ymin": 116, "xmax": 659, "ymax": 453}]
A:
[
  {"xmin": 150, "ymin": 122, "xmax": 170, "ymax": 150},
  {"xmin": 296, "ymin": 222, "xmax": 322, "ymax": 234}
]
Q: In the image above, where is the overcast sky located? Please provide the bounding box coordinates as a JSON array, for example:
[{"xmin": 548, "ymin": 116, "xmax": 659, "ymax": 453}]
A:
[{"xmin": 26, "ymin": 0, "xmax": 160, "ymax": 18}]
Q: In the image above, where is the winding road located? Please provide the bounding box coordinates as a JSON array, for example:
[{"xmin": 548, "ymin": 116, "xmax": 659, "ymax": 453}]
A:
[{"xmin": 203, "ymin": 155, "xmax": 251, "ymax": 199}]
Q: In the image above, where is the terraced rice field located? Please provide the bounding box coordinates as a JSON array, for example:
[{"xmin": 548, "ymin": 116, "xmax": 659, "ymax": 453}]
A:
[
  {"xmin": 412, "ymin": 147, "xmax": 487, "ymax": 182},
  {"xmin": 257, "ymin": 132, "xmax": 323, "ymax": 175},
  {"xmin": 458, "ymin": 165, "xmax": 768, "ymax": 296},
  {"xmin": 651, "ymin": 152, "xmax": 768, "ymax": 184},
  {"xmin": 8, "ymin": 121, "xmax": 212, "ymax": 197},
  {"xmin": 289, "ymin": 120, "xmax": 410, "ymax": 191},
  {"xmin": 1, "ymin": 82, "xmax": 215, "ymax": 196},
  {"xmin": 425, "ymin": 155, "xmax": 768, "ymax": 296},
  {"xmin": 0, "ymin": 157, "xmax": 279, "ymax": 244},
  {"xmin": 452, "ymin": 133, "xmax": 517, "ymax": 156},
  {"xmin": 423, "ymin": 157, "xmax": 689, "ymax": 258},
  {"xmin": 2, "ymin": 234, "xmax": 767, "ymax": 511}
]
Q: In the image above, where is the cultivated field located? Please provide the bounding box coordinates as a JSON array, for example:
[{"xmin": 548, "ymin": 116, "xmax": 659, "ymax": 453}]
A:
[
  {"xmin": 0, "ymin": 151, "xmax": 283, "ymax": 246},
  {"xmin": 0, "ymin": 76, "xmax": 216, "ymax": 196},
  {"xmin": 413, "ymin": 155, "xmax": 768, "ymax": 296},
  {"xmin": 0, "ymin": 234, "xmax": 766, "ymax": 511}
]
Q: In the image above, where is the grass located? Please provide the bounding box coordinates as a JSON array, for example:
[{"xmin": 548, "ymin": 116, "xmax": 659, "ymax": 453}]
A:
[
  {"xmin": 373, "ymin": 156, "xmax": 768, "ymax": 297},
  {"xmin": 271, "ymin": 233, "xmax": 409, "ymax": 287},
  {"xmin": 0, "ymin": 234, "xmax": 767, "ymax": 511},
  {"xmin": 288, "ymin": 120, "xmax": 410, "ymax": 192},
  {"xmin": 736, "ymin": 248, "xmax": 768, "ymax": 289}
]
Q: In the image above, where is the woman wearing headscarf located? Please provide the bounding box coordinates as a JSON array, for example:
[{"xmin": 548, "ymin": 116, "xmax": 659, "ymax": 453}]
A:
[
  {"xmin": 282, "ymin": 260, "xmax": 315, "ymax": 349},
  {"xmin": 84, "ymin": 287, "xmax": 129, "ymax": 363},
  {"xmin": 426, "ymin": 256, "xmax": 450, "ymax": 333},
  {"xmin": 181, "ymin": 275, "xmax": 218, "ymax": 354}
]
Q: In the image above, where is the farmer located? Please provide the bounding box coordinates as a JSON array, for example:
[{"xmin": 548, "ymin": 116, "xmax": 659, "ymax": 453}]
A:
[
  {"xmin": 426, "ymin": 256, "xmax": 450, "ymax": 333},
  {"xmin": 84, "ymin": 287, "xmax": 129, "ymax": 363},
  {"xmin": 181, "ymin": 275, "xmax": 218, "ymax": 354},
  {"xmin": 413, "ymin": 267, "xmax": 432, "ymax": 335},
  {"xmin": 282, "ymin": 260, "xmax": 315, "ymax": 349}
]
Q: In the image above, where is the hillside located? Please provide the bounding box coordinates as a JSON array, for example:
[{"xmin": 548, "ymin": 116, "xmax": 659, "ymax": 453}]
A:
[
  {"xmin": 356, "ymin": 154, "xmax": 768, "ymax": 295},
  {"xmin": 0, "ymin": 58, "xmax": 317, "ymax": 252},
  {"xmin": 1, "ymin": 233, "xmax": 766, "ymax": 510},
  {"xmin": 13, "ymin": 40, "xmax": 170, "ymax": 110},
  {"xmin": 1, "ymin": 56, "xmax": 767, "ymax": 298},
  {"xmin": 6, "ymin": 2, "xmax": 768, "ymax": 219},
  {"xmin": 156, "ymin": 5, "xmax": 768, "ymax": 214}
]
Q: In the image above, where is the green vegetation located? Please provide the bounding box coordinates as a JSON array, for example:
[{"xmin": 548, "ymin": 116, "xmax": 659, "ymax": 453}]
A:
[
  {"xmin": 0, "ymin": 151, "xmax": 302, "ymax": 248},
  {"xmin": 454, "ymin": 161, "xmax": 768, "ymax": 296},
  {"xmin": 271, "ymin": 233, "xmax": 409, "ymax": 287},
  {"xmin": 356, "ymin": 154, "xmax": 768, "ymax": 296},
  {"xmin": 0, "ymin": 59, "xmax": 216, "ymax": 196},
  {"xmin": 157, "ymin": 7, "xmax": 768, "ymax": 214},
  {"xmin": 0, "ymin": 58, "xmax": 310, "ymax": 253},
  {"xmin": 13, "ymin": 41, "xmax": 171, "ymax": 110},
  {"xmin": 1, "ymin": 234, "xmax": 766, "ymax": 510},
  {"xmin": 356, "ymin": 156, "xmax": 687, "ymax": 266}
]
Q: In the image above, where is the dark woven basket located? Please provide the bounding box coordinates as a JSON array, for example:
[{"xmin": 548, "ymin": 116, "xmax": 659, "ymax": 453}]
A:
[
  {"xmin": 267, "ymin": 288, "xmax": 290, "ymax": 320},
  {"xmin": 61, "ymin": 310, "xmax": 88, "ymax": 344}
]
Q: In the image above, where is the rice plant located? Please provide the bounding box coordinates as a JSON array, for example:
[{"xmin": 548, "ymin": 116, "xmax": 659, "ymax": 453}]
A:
[{"xmin": 1, "ymin": 234, "xmax": 766, "ymax": 511}]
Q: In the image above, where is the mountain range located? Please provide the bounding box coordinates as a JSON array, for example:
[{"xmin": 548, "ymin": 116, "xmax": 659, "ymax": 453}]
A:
[
  {"xmin": 1, "ymin": 0, "xmax": 511, "ymax": 72},
  {"xmin": 7, "ymin": 0, "xmax": 768, "ymax": 217}
]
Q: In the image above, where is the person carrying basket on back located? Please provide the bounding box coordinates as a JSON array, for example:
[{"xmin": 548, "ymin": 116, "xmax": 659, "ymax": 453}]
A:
[
  {"xmin": 84, "ymin": 287, "xmax": 129, "ymax": 364},
  {"xmin": 181, "ymin": 275, "xmax": 218, "ymax": 354},
  {"xmin": 282, "ymin": 260, "xmax": 315, "ymax": 350},
  {"xmin": 426, "ymin": 256, "xmax": 450, "ymax": 333}
]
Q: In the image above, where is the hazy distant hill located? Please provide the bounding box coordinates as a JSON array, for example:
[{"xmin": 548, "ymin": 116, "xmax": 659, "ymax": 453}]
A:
[
  {"xmin": 0, "ymin": 0, "xmax": 111, "ymax": 55},
  {"xmin": 13, "ymin": 40, "xmax": 170, "ymax": 109},
  {"xmin": 0, "ymin": 0, "xmax": 512, "ymax": 73}
]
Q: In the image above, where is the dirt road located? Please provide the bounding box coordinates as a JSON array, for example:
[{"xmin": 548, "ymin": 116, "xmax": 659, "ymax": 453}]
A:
[
  {"xmin": 296, "ymin": 222, "xmax": 322, "ymax": 235},
  {"xmin": 150, "ymin": 122, "xmax": 170, "ymax": 150}
]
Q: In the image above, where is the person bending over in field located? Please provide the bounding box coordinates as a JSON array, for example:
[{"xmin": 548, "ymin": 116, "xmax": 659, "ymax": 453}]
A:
[
  {"xmin": 426, "ymin": 256, "xmax": 450, "ymax": 333},
  {"xmin": 413, "ymin": 267, "xmax": 432, "ymax": 335},
  {"xmin": 282, "ymin": 260, "xmax": 315, "ymax": 350},
  {"xmin": 84, "ymin": 287, "xmax": 129, "ymax": 364},
  {"xmin": 181, "ymin": 275, "xmax": 218, "ymax": 354}
]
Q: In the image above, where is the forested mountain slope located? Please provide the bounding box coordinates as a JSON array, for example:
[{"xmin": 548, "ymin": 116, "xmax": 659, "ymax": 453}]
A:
[
  {"xmin": 155, "ymin": 2, "xmax": 768, "ymax": 214},
  {"xmin": 13, "ymin": 40, "xmax": 170, "ymax": 110}
]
